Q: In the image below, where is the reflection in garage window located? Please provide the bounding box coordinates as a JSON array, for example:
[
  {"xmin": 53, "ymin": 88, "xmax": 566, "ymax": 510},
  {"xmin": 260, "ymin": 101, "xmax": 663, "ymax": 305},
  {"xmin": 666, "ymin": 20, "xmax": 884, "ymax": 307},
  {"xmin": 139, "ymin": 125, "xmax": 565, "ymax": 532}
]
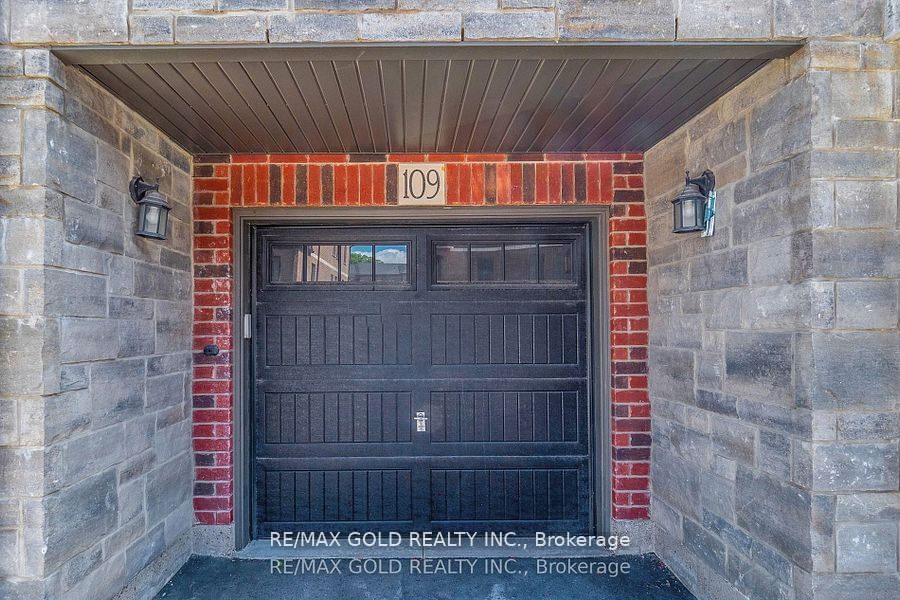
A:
[
  {"xmin": 307, "ymin": 244, "xmax": 347, "ymax": 282},
  {"xmin": 374, "ymin": 245, "xmax": 409, "ymax": 282},
  {"xmin": 270, "ymin": 245, "xmax": 305, "ymax": 283},
  {"xmin": 434, "ymin": 244, "xmax": 469, "ymax": 283},
  {"xmin": 270, "ymin": 244, "xmax": 409, "ymax": 284},
  {"xmin": 539, "ymin": 243, "xmax": 573, "ymax": 282},
  {"xmin": 471, "ymin": 244, "xmax": 503, "ymax": 282},
  {"xmin": 348, "ymin": 245, "xmax": 373, "ymax": 282},
  {"xmin": 434, "ymin": 242, "xmax": 572, "ymax": 284},
  {"xmin": 505, "ymin": 243, "xmax": 539, "ymax": 282}
]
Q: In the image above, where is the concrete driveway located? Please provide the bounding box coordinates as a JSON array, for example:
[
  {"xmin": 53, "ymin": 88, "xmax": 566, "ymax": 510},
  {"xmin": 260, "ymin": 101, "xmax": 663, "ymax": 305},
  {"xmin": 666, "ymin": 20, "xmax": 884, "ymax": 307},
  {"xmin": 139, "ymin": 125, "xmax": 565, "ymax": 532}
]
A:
[{"xmin": 154, "ymin": 555, "xmax": 695, "ymax": 600}]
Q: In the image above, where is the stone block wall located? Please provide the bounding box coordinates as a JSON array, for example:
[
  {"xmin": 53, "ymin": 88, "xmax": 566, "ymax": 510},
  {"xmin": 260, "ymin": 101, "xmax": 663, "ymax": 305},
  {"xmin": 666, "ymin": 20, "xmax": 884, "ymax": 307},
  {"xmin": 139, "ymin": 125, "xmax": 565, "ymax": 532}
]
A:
[
  {"xmin": 799, "ymin": 39, "xmax": 900, "ymax": 600},
  {"xmin": 190, "ymin": 151, "xmax": 650, "ymax": 539},
  {"xmin": 0, "ymin": 51, "xmax": 194, "ymax": 599},
  {"xmin": 645, "ymin": 41, "xmax": 899, "ymax": 600},
  {"xmin": 3, "ymin": 1, "xmax": 894, "ymax": 46}
]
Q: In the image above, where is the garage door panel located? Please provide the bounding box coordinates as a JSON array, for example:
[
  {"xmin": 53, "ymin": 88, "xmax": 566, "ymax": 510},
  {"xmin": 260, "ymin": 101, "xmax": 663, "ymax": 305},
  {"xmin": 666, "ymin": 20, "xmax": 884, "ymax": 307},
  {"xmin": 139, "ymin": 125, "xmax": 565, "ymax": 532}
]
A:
[
  {"xmin": 430, "ymin": 467, "xmax": 582, "ymax": 521},
  {"xmin": 430, "ymin": 312, "xmax": 582, "ymax": 365},
  {"xmin": 423, "ymin": 301, "xmax": 585, "ymax": 314},
  {"xmin": 429, "ymin": 462, "xmax": 591, "ymax": 533},
  {"xmin": 260, "ymin": 391, "xmax": 415, "ymax": 446},
  {"xmin": 261, "ymin": 445, "xmax": 426, "ymax": 459},
  {"xmin": 258, "ymin": 468, "xmax": 414, "ymax": 527},
  {"xmin": 428, "ymin": 390, "xmax": 588, "ymax": 447},
  {"xmin": 424, "ymin": 366, "xmax": 586, "ymax": 381},
  {"xmin": 259, "ymin": 299, "xmax": 387, "ymax": 313},
  {"xmin": 419, "ymin": 291, "xmax": 586, "ymax": 304},
  {"xmin": 260, "ymin": 311, "xmax": 414, "ymax": 367}
]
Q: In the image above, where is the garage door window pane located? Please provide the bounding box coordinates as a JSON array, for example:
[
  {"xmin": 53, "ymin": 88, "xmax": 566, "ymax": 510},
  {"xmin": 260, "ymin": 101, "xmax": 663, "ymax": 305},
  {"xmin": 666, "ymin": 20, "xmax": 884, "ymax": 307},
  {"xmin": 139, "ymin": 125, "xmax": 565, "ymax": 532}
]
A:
[
  {"xmin": 504, "ymin": 243, "xmax": 538, "ymax": 282},
  {"xmin": 375, "ymin": 245, "xmax": 409, "ymax": 283},
  {"xmin": 348, "ymin": 245, "xmax": 374, "ymax": 282},
  {"xmin": 306, "ymin": 245, "xmax": 346, "ymax": 282},
  {"xmin": 435, "ymin": 244, "xmax": 469, "ymax": 283},
  {"xmin": 270, "ymin": 246, "xmax": 304, "ymax": 283},
  {"xmin": 539, "ymin": 244, "xmax": 573, "ymax": 282},
  {"xmin": 471, "ymin": 244, "xmax": 503, "ymax": 282}
]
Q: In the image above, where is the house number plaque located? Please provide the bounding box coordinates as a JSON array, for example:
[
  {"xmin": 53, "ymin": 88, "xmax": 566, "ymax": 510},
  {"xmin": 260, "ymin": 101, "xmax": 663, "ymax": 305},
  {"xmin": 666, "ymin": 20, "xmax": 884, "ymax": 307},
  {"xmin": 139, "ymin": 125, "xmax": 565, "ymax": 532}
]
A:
[{"xmin": 397, "ymin": 163, "xmax": 445, "ymax": 205}]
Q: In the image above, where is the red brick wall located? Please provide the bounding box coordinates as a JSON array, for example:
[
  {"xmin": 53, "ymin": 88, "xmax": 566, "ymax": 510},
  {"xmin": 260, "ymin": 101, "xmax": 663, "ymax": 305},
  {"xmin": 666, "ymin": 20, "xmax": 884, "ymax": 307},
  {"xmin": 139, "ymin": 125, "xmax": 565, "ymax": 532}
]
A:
[{"xmin": 191, "ymin": 152, "xmax": 649, "ymax": 527}]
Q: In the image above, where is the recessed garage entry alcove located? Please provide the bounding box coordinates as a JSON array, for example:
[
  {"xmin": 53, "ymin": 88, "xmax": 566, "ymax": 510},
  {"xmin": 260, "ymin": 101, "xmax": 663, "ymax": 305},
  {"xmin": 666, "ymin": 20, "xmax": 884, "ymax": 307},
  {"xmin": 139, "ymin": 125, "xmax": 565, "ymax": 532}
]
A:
[
  {"xmin": 44, "ymin": 38, "xmax": 892, "ymax": 600},
  {"xmin": 53, "ymin": 42, "xmax": 800, "ymax": 549}
]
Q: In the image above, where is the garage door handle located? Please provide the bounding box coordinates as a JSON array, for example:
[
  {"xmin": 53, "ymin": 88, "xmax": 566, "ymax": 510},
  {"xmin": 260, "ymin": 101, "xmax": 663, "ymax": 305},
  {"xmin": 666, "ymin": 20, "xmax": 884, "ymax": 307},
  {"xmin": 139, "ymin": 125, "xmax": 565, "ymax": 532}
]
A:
[{"xmin": 414, "ymin": 411, "xmax": 428, "ymax": 432}]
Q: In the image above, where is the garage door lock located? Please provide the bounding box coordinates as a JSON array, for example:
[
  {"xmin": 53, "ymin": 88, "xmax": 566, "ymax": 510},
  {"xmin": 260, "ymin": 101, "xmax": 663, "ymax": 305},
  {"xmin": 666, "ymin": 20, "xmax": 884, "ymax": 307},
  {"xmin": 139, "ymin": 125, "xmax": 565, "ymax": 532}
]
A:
[{"xmin": 415, "ymin": 411, "xmax": 428, "ymax": 432}]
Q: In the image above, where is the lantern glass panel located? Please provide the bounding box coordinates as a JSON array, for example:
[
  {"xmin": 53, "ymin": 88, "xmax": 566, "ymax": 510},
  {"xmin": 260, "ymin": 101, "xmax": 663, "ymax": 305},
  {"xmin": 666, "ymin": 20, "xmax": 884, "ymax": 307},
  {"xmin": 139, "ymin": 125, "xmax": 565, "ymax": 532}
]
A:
[
  {"xmin": 157, "ymin": 207, "xmax": 168, "ymax": 237},
  {"xmin": 136, "ymin": 204, "xmax": 148, "ymax": 233},
  {"xmin": 144, "ymin": 204, "xmax": 160, "ymax": 232},
  {"xmin": 693, "ymin": 196, "xmax": 705, "ymax": 229},
  {"xmin": 682, "ymin": 197, "xmax": 696, "ymax": 226}
]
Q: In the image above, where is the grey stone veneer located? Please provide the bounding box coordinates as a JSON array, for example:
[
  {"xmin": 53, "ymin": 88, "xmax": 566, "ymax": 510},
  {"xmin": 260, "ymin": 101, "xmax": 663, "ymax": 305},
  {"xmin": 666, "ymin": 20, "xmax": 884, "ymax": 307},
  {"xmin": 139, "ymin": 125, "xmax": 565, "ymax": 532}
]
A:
[
  {"xmin": 645, "ymin": 41, "xmax": 899, "ymax": 600},
  {"xmin": 0, "ymin": 51, "xmax": 193, "ymax": 598},
  {"xmin": 2, "ymin": 0, "xmax": 897, "ymax": 45}
]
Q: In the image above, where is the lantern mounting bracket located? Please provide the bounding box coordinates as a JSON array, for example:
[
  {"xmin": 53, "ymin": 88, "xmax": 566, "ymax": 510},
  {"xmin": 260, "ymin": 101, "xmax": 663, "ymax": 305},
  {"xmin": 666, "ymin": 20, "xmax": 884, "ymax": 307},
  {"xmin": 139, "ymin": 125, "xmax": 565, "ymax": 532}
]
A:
[
  {"xmin": 685, "ymin": 170, "xmax": 716, "ymax": 197},
  {"xmin": 129, "ymin": 176, "xmax": 159, "ymax": 203}
]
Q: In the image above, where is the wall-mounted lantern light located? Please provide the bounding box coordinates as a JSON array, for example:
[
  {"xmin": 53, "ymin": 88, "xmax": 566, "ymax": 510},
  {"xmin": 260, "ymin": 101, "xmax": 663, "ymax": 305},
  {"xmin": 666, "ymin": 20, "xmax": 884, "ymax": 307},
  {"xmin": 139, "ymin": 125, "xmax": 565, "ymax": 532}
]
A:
[
  {"xmin": 129, "ymin": 176, "xmax": 171, "ymax": 240},
  {"xmin": 672, "ymin": 170, "xmax": 715, "ymax": 234}
]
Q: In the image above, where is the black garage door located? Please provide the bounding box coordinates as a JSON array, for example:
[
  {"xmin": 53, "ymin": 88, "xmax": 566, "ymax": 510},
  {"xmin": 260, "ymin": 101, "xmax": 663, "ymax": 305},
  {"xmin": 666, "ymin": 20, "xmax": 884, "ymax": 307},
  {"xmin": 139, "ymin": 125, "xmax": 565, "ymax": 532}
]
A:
[{"xmin": 252, "ymin": 223, "xmax": 595, "ymax": 537}]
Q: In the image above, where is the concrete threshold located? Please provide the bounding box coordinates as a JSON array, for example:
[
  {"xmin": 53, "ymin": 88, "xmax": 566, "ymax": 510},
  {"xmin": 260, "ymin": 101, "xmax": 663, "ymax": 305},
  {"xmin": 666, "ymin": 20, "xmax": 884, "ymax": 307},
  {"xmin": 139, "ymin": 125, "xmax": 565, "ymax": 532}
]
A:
[{"xmin": 236, "ymin": 538, "xmax": 622, "ymax": 560}]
